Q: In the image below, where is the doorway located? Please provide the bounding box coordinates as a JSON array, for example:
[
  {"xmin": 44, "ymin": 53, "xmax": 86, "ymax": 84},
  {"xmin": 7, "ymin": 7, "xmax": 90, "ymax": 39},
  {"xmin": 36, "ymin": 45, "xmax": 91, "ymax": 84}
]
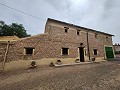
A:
[
  {"xmin": 79, "ymin": 47, "xmax": 84, "ymax": 62},
  {"xmin": 105, "ymin": 46, "xmax": 114, "ymax": 59}
]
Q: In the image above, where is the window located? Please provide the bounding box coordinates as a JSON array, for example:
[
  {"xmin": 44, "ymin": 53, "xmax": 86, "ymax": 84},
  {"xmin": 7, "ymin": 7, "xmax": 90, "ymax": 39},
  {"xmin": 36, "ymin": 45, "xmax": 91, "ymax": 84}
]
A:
[
  {"xmin": 106, "ymin": 36, "xmax": 108, "ymax": 40},
  {"xmin": 25, "ymin": 48, "xmax": 34, "ymax": 55},
  {"xmin": 95, "ymin": 33, "xmax": 98, "ymax": 38},
  {"xmin": 93, "ymin": 49, "xmax": 98, "ymax": 55},
  {"xmin": 65, "ymin": 29, "xmax": 68, "ymax": 33},
  {"xmin": 76, "ymin": 29, "xmax": 81, "ymax": 35},
  {"xmin": 77, "ymin": 30, "xmax": 80, "ymax": 35},
  {"xmin": 62, "ymin": 48, "xmax": 69, "ymax": 55},
  {"xmin": 64, "ymin": 27, "xmax": 69, "ymax": 33}
]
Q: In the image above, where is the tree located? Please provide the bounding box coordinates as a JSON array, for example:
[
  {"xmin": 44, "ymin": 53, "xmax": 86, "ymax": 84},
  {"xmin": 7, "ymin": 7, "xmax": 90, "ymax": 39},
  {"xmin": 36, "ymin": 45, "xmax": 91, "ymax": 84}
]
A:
[{"xmin": 0, "ymin": 21, "xmax": 30, "ymax": 38}]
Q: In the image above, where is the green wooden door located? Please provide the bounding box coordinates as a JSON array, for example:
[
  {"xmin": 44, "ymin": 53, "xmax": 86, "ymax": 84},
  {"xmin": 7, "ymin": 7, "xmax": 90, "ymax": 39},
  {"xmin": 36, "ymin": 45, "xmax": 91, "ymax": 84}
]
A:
[{"xmin": 105, "ymin": 47, "xmax": 114, "ymax": 59}]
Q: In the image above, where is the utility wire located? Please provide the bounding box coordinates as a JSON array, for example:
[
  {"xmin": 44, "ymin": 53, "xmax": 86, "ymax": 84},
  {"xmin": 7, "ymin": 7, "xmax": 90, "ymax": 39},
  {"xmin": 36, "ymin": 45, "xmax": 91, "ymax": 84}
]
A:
[{"xmin": 0, "ymin": 2, "xmax": 46, "ymax": 21}]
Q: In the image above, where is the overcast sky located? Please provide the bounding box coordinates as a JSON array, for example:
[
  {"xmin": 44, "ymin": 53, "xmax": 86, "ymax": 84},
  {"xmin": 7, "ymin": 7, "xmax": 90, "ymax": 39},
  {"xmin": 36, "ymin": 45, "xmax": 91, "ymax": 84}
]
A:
[{"xmin": 0, "ymin": 0, "xmax": 120, "ymax": 44}]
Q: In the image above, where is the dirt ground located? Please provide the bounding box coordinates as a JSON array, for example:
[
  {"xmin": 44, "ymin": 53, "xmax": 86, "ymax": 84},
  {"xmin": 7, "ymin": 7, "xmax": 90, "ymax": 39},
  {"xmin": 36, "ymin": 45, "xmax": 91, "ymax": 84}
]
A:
[{"xmin": 0, "ymin": 59, "xmax": 120, "ymax": 90}]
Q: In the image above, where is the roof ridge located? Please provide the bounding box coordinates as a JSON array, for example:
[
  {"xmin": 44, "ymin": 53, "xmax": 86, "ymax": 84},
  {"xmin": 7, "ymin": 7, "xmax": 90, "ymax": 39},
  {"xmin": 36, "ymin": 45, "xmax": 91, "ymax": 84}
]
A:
[{"xmin": 47, "ymin": 18, "xmax": 114, "ymax": 36}]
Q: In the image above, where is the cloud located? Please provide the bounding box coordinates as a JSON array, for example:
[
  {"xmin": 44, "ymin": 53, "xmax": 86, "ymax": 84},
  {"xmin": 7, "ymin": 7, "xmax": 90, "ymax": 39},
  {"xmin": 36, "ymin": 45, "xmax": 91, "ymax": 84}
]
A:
[{"xmin": 0, "ymin": 0, "xmax": 120, "ymax": 43}]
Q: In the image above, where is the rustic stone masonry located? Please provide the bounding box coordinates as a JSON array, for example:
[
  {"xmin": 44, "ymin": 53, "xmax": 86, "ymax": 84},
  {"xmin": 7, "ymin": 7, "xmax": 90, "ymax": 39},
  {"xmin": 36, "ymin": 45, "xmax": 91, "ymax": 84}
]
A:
[
  {"xmin": 113, "ymin": 44, "xmax": 120, "ymax": 55},
  {"xmin": 0, "ymin": 43, "xmax": 7, "ymax": 62},
  {"xmin": 45, "ymin": 18, "xmax": 114, "ymax": 59},
  {"xmin": 0, "ymin": 18, "xmax": 114, "ymax": 63}
]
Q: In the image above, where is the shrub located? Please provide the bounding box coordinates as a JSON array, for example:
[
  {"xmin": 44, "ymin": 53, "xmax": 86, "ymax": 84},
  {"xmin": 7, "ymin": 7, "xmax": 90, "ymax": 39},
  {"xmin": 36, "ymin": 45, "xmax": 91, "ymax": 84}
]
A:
[
  {"xmin": 31, "ymin": 61, "xmax": 36, "ymax": 67},
  {"xmin": 50, "ymin": 62, "xmax": 54, "ymax": 67},
  {"xmin": 75, "ymin": 59, "xmax": 80, "ymax": 63},
  {"xmin": 56, "ymin": 60, "xmax": 62, "ymax": 65}
]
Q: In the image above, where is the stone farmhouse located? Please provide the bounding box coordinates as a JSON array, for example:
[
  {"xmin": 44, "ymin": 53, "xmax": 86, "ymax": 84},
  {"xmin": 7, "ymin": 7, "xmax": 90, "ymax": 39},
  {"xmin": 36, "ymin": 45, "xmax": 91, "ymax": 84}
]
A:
[
  {"xmin": 0, "ymin": 18, "xmax": 115, "ymax": 70},
  {"xmin": 113, "ymin": 44, "xmax": 120, "ymax": 56}
]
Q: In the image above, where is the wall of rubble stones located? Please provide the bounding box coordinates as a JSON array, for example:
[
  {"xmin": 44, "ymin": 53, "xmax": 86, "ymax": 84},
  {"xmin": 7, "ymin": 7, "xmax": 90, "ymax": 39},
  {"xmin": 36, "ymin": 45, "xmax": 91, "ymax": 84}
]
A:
[{"xmin": 0, "ymin": 19, "xmax": 113, "ymax": 63}]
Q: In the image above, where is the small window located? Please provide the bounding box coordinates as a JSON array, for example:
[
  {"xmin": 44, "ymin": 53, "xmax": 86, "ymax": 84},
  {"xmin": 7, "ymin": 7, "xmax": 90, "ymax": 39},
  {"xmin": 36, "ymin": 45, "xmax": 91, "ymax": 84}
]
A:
[
  {"xmin": 106, "ymin": 37, "xmax": 108, "ymax": 42},
  {"xmin": 95, "ymin": 33, "xmax": 98, "ymax": 38},
  {"xmin": 62, "ymin": 48, "xmax": 69, "ymax": 55},
  {"xmin": 93, "ymin": 49, "xmax": 98, "ymax": 55},
  {"xmin": 77, "ymin": 30, "xmax": 79, "ymax": 35},
  {"xmin": 25, "ymin": 48, "xmax": 34, "ymax": 55},
  {"xmin": 65, "ymin": 29, "xmax": 68, "ymax": 33},
  {"xmin": 64, "ymin": 27, "xmax": 69, "ymax": 33},
  {"xmin": 106, "ymin": 36, "xmax": 108, "ymax": 40}
]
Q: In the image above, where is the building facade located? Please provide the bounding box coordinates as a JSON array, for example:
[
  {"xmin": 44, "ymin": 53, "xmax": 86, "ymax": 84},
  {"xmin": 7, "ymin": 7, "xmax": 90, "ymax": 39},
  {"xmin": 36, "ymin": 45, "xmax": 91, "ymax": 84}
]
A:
[
  {"xmin": 113, "ymin": 44, "xmax": 120, "ymax": 55},
  {"xmin": 0, "ymin": 18, "xmax": 115, "ymax": 66}
]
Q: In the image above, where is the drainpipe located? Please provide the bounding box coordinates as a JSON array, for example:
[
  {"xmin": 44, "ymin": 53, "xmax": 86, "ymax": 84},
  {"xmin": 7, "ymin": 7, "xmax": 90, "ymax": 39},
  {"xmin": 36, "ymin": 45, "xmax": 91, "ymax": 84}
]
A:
[
  {"xmin": 1, "ymin": 41, "xmax": 10, "ymax": 71},
  {"xmin": 87, "ymin": 31, "xmax": 91, "ymax": 61}
]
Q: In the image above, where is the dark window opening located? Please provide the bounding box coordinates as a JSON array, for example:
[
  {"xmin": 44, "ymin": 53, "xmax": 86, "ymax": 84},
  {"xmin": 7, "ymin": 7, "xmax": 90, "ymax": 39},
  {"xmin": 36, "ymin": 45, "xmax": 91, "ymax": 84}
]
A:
[
  {"xmin": 25, "ymin": 48, "xmax": 34, "ymax": 55},
  {"xmin": 106, "ymin": 37, "xmax": 110, "ymax": 42},
  {"xmin": 77, "ymin": 31, "xmax": 79, "ymax": 35},
  {"xmin": 94, "ymin": 49, "xmax": 98, "ymax": 55},
  {"xmin": 62, "ymin": 48, "xmax": 69, "ymax": 55},
  {"xmin": 106, "ymin": 37, "xmax": 108, "ymax": 40},
  {"xmin": 95, "ymin": 33, "xmax": 98, "ymax": 38},
  {"xmin": 77, "ymin": 30, "xmax": 80, "ymax": 35},
  {"xmin": 65, "ymin": 29, "xmax": 68, "ymax": 33},
  {"xmin": 64, "ymin": 27, "xmax": 69, "ymax": 33}
]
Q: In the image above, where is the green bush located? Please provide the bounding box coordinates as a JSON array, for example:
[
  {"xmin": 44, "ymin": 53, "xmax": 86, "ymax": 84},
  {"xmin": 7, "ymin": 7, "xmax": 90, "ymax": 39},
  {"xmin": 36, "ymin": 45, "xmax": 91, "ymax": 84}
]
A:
[{"xmin": 31, "ymin": 61, "xmax": 36, "ymax": 66}]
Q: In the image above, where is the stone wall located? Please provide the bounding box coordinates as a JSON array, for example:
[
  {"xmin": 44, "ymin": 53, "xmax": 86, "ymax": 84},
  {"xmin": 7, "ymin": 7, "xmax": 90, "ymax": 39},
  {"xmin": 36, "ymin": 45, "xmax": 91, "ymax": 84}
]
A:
[
  {"xmin": 6, "ymin": 34, "xmax": 49, "ymax": 61},
  {"xmin": 45, "ymin": 20, "xmax": 113, "ymax": 59},
  {"xmin": 0, "ymin": 43, "xmax": 6, "ymax": 62},
  {"xmin": 0, "ymin": 19, "xmax": 114, "ymax": 64}
]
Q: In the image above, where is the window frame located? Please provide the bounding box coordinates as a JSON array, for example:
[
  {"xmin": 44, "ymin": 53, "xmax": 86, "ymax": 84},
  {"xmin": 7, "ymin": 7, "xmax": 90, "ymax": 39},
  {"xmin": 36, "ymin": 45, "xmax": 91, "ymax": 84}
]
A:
[
  {"xmin": 106, "ymin": 36, "xmax": 109, "ymax": 41},
  {"xmin": 93, "ymin": 49, "xmax": 98, "ymax": 55},
  {"xmin": 95, "ymin": 33, "xmax": 98, "ymax": 39},
  {"xmin": 64, "ymin": 27, "xmax": 69, "ymax": 33},
  {"xmin": 62, "ymin": 48, "xmax": 69, "ymax": 55},
  {"xmin": 24, "ymin": 47, "xmax": 35, "ymax": 55},
  {"xmin": 77, "ymin": 30, "xmax": 80, "ymax": 35}
]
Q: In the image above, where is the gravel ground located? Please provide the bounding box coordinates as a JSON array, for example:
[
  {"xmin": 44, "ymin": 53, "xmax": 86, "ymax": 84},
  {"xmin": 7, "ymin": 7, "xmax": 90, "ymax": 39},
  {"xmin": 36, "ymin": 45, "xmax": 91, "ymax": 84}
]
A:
[{"xmin": 0, "ymin": 60, "xmax": 120, "ymax": 90}]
